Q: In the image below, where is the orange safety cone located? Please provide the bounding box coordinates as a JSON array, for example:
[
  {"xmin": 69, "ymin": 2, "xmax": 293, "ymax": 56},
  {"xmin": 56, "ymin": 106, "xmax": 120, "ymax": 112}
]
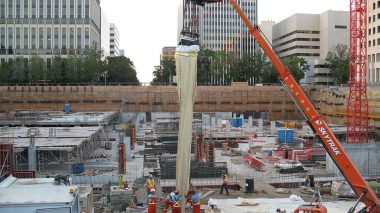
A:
[
  {"xmin": 193, "ymin": 200, "xmax": 201, "ymax": 213},
  {"xmin": 147, "ymin": 202, "xmax": 156, "ymax": 213}
]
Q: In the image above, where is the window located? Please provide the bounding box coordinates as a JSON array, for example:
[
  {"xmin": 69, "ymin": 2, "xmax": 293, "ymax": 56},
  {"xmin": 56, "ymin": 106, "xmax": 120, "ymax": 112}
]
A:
[
  {"xmin": 54, "ymin": 28, "xmax": 59, "ymax": 48},
  {"xmin": 39, "ymin": 0, "xmax": 43, "ymax": 18},
  {"xmin": 47, "ymin": 0, "xmax": 52, "ymax": 18},
  {"xmin": 377, "ymin": 53, "xmax": 380, "ymax": 62},
  {"xmin": 378, "ymin": 13, "xmax": 380, "ymax": 19},
  {"xmin": 84, "ymin": 27, "xmax": 89, "ymax": 49},
  {"xmin": 23, "ymin": 0, "xmax": 28, "ymax": 18},
  {"xmin": 54, "ymin": 0, "xmax": 59, "ymax": 18},
  {"xmin": 69, "ymin": 27, "xmax": 74, "ymax": 49},
  {"xmin": 377, "ymin": 68, "xmax": 380, "ymax": 82},
  {"xmin": 369, "ymin": 40, "xmax": 372, "ymax": 47},
  {"xmin": 374, "ymin": 3, "xmax": 376, "ymax": 10},
  {"xmin": 31, "ymin": 0, "xmax": 36, "ymax": 18},
  {"xmin": 369, "ymin": 16, "xmax": 372, "ymax": 23},
  {"xmin": 8, "ymin": 0, "xmax": 13, "ymax": 18},
  {"xmin": 77, "ymin": 27, "xmax": 81, "ymax": 49},
  {"xmin": 24, "ymin": 27, "xmax": 28, "ymax": 49},
  {"xmin": 335, "ymin": 25, "xmax": 347, "ymax": 29},
  {"xmin": 110, "ymin": 33, "xmax": 115, "ymax": 37},
  {"xmin": 369, "ymin": 29, "xmax": 372, "ymax": 35},
  {"xmin": 374, "ymin": 27, "xmax": 376, "ymax": 34},
  {"xmin": 16, "ymin": 0, "xmax": 21, "ymax": 18},
  {"xmin": 70, "ymin": 0, "xmax": 74, "ymax": 18},
  {"xmin": 47, "ymin": 27, "xmax": 51, "ymax": 49},
  {"xmin": 78, "ymin": 0, "xmax": 82, "ymax": 18},
  {"xmin": 16, "ymin": 27, "xmax": 21, "ymax": 49},
  {"xmin": 374, "ymin": 15, "xmax": 376, "ymax": 22},
  {"xmin": 31, "ymin": 27, "xmax": 36, "ymax": 48},
  {"xmin": 85, "ymin": 0, "xmax": 89, "ymax": 18},
  {"xmin": 374, "ymin": 39, "xmax": 376, "ymax": 46},
  {"xmin": 378, "ymin": 26, "xmax": 380, "ymax": 33},
  {"xmin": 8, "ymin": 27, "xmax": 13, "ymax": 49},
  {"xmin": 0, "ymin": 1, "xmax": 5, "ymax": 18},
  {"xmin": 0, "ymin": 27, "xmax": 5, "ymax": 49},
  {"xmin": 39, "ymin": 27, "xmax": 44, "ymax": 49},
  {"xmin": 62, "ymin": 0, "xmax": 66, "ymax": 18},
  {"xmin": 62, "ymin": 27, "xmax": 66, "ymax": 48},
  {"xmin": 378, "ymin": 1, "xmax": 380, "ymax": 8}
]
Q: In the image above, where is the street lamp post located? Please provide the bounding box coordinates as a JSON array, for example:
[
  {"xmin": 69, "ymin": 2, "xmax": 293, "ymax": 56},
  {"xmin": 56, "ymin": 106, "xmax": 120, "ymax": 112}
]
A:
[{"xmin": 101, "ymin": 71, "xmax": 108, "ymax": 86}]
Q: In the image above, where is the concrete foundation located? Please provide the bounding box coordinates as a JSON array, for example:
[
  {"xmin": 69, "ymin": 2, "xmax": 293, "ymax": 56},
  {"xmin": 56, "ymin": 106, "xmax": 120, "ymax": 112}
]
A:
[{"xmin": 326, "ymin": 143, "xmax": 380, "ymax": 177}]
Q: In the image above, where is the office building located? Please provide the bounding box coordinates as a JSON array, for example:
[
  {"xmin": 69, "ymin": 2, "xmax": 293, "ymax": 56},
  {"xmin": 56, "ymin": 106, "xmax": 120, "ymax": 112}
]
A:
[
  {"xmin": 109, "ymin": 23, "xmax": 120, "ymax": 57},
  {"xmin": 368, "ymin": 0, "xmax": 380, "ymax": 84},
  {"xmin": 178, "ymin": 0, "xmax": 258, "ymax": 56},
  {"xmin": 101, "ymin": 9, "xmax": 110, "ymax": 57},
  {"xmin": 0, "ymin": 0, "xmax": 102, "ymax": 62},
  {"xmin": 161, "ymin": 46, "xmax": 176, "ymax": 61},
  {"xmin": 259, "ymin": 20, "xmax": 275, "ymax": 45},
  {"xmin": 272, "ymin": 10, "xmax": 349, "ymax": 84}
]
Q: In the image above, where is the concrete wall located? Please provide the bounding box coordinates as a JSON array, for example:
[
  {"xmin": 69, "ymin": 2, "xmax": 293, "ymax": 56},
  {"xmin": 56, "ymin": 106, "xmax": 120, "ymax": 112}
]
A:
[
  {"xmin": 0, "ymin": 84, "xmax": 303, "ymax": 120},
  {"xmin": 326, "ymin": 143, "xmax": 380, "ymax": 177}
]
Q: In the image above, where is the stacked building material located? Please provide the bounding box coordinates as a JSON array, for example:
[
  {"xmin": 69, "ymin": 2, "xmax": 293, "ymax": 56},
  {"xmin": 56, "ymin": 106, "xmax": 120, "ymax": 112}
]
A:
[
  {"xmin": 242, "ymin": 154, "xmax": 265, "ymax": 171},
  {"xmin": 125, "ymin": 126, "xmax": 136, "ymax": 150},
  {"xmin": 109, "ymin": 186, "xmax": 134, "ymax": 212}
]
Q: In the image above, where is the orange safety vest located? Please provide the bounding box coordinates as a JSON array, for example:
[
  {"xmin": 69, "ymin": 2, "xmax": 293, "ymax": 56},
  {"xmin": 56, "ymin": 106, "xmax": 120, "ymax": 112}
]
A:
[
  {"xmin": 173, "ymin": 201, "xmax": 181, "ymax": 208},
  {"xmin": 146, "ymin": 178, "xmax": 155, "ymax": 189},
  {"xmin": 223, "ymin": 176, "xmax": 228, "ymax": 184}
]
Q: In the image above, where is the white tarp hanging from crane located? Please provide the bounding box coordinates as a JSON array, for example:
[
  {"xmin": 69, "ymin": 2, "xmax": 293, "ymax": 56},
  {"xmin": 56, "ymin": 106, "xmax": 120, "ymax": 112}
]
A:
[{"xmin": 175, "ymin": 42, "xmax": 199, "ymax": 210}]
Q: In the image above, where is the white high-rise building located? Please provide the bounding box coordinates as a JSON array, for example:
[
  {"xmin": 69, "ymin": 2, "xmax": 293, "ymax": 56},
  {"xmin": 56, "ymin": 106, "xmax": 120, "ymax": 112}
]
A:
[
  {"xmin": 259, "ymin": 20, "xmax": 275, "ymax": 45},
  {"xmin": 109, "ymin": 23, "xmax": 119, "ymax": 57},
  {"xmin": 368, "ymin": 0, "xmax": 380, "ymax": 84},
  {"xmin": 272, "ymin": 10, "xmax": 349, "ymax": 85},
  {"xmin": 0, "ymin": 0, "xmax": 102, "ymax": 63},
  {"xmin": 100, "ymin": 9, "xmax": 110, "ymax": 57},
  {"xmin": 178, "ymin": 0, "xmax": 258, "ymax": 57}
]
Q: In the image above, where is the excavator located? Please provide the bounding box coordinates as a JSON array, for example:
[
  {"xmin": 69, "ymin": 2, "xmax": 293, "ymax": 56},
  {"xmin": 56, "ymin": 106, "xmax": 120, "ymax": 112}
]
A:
[{"xmin": 184, "ymin": 0, "xmax": 380, "ymax": 212}]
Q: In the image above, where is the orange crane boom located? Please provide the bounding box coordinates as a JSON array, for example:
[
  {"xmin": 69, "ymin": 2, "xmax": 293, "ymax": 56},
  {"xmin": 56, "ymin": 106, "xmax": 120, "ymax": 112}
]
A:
[{"xmin": 226, "ymin": 0, "xmax": 379, "ymax": 212}]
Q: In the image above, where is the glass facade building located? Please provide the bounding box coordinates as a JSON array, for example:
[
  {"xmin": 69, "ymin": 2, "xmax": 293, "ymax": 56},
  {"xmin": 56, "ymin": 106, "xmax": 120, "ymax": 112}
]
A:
[{"xmin": 0, "ymin": 0, "xmax": 101, "ymax": 62}]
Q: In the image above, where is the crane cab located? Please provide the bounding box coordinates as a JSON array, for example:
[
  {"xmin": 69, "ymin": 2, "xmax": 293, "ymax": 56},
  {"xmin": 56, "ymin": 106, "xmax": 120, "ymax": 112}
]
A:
[{"xmin": 294, "ymin": 204, "xmax": 327, "ymax": 213}]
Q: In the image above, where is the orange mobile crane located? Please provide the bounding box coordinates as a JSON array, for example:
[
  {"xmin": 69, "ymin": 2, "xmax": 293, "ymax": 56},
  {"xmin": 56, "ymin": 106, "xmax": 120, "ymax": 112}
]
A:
[{"xmin": 188, "ymin": 0, "xmax": 380, "ymax": 212}]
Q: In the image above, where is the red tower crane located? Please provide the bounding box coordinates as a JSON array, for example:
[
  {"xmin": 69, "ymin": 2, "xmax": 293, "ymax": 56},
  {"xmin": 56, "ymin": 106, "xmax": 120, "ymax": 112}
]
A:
[{"xmin": 347, "ymin": 0, "xmax": 369, "ymax": 144}]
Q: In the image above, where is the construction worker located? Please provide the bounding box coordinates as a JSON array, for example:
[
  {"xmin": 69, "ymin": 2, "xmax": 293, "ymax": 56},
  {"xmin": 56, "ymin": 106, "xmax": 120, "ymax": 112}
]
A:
[
  {"xmin": 186, "ymin": 183, "xmax": 196, "ymax": 205},
  {"xmin": 147, "ymin": 189, "xmax": 157, "ymax": 213},
  {"xmin": 145, "ymin": 174, "xmax": 155, "ymax": 195},
  {"xmin": 220, "ymin": 173, "xmax": 229, "ymax": 195},
  {"xmin": 163, "ymin": 190, "xmax": 183, "ymax": 213}
]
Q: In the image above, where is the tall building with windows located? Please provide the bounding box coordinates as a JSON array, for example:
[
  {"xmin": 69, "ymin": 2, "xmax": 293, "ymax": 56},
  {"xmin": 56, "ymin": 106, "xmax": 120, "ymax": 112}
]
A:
[
  {"xmin": 0, "ymin": 0, "xmax": 101, "ymax": 63},
  {"xmin": 272, "ymin": 10, "xmax": 349, "ymax": 84},
  {"xmin": 100, "ymin": 8, "xmax": 109, "ymax": 57},
  {"xmin": 109, "ymin": 23, "xmax": 119, "ymax": 57},
  {"xmin": 368, "ymin": 0, "xmax": 380, "ymax": 84},
  {"xmin": 178, "ymin": 0, "xmax": 258, "ymax": 57}
]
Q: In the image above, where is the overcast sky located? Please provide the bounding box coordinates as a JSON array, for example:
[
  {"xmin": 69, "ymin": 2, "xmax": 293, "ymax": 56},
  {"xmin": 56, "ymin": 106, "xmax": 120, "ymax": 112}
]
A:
[{"xmin": 101, "ymin": 0, "xmax": 348, "ymax": 83}]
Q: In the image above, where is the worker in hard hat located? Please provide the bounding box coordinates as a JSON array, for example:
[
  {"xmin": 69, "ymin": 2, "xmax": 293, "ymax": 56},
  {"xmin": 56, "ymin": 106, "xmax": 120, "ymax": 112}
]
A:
[
  {"xmin": 220, "ymin": 173, "xmax": 229, "ymax": 195},
  {"xmin": 145, "ymin": 174, "xmax": 155, "ymax": 195},
  {"xmin": 186, "ymin": 183, "xmax": 196, "ymax": 205},
  {"xmin": 147, "ymin": 189, "xmax": 157, "ymax": 213},
  {"xmin": 162, "ymin": 190, "xmax": 183, "ymax": 213}
]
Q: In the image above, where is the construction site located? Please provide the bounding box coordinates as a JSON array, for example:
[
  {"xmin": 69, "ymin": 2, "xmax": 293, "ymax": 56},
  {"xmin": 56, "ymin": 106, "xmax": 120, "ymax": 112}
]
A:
[{"xmin": 0, "ymin": 0, "xmax": 380, "ymax": 213}]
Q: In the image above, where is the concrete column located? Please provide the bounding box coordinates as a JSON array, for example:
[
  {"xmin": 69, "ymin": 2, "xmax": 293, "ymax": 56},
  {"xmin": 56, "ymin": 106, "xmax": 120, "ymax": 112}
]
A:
[
  {"xmin": 248, "ymin": 116, "xmax": 253, "ymax": 128},
  {"xmin": 28, "ymin": 137, "xmax": 36, "ymax": 171},
  {"xmin": 124, "ymin": 137, "xmax": 131, "ymax": 160},
  {"xmin": 270, "ymin": 121, "xmax": 276, "ymax": 133},
  {"xmin": 258, "ymin": 119, "xmax": 263, "ymax": 131}
]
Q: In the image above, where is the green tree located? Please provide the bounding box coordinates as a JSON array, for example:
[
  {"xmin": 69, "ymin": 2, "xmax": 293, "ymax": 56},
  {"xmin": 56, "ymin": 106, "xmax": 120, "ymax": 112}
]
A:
[
  {"xmin": 12, "ymin": 57, "xmax": 27, "ymax": 82},
  {"xmin": 51, "ymin": 56, "xmax": 64, "ymax": 82},
  {"xmin": 106, "ymin": 56, "xmax": 139, "ymax": 83},
  {"xmin": 0, "ymin": 60, "xmax": 12, "ymax": 83},
  {"xmin": 28, "ymin": 56, "xmax": 45, "ymax": 82},
  {"xmin": 83, "ymin": 43, "xmax": 105, "ymax": 82},
  {"xmin": 152, "ymin": 57, "xmax": 175, "ymax": 84},
  {"xmin": 282, "ymin": 56, "xmax": 309, "ymax": 83},
  {"xmin": 197, "ymin": 48, "xmax": 214, "ymax": 84},
  {"xmin": 326, "ymin": 44, "xmax": 349, "ymax": 84}
]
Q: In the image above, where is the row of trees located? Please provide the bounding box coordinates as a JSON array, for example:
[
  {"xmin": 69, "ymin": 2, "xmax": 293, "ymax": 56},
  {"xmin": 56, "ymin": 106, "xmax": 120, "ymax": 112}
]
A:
[
  {"xmin": 0, "ymin": 45, "xmax": 139, "ymax": 84},
  {"xmin": 153, "ymin": 48, "xmax": 309, "ymax": 85},
  {"xmin": 152, "ymin": 44, "xmax": 350, "ymax": 85}
]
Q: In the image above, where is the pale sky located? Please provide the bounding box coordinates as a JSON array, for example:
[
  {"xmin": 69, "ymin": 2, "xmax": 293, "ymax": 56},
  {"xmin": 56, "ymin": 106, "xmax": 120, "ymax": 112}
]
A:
[{"xmin": 101, "ymin": 0, "xmax": 348, "ymax": 83}]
